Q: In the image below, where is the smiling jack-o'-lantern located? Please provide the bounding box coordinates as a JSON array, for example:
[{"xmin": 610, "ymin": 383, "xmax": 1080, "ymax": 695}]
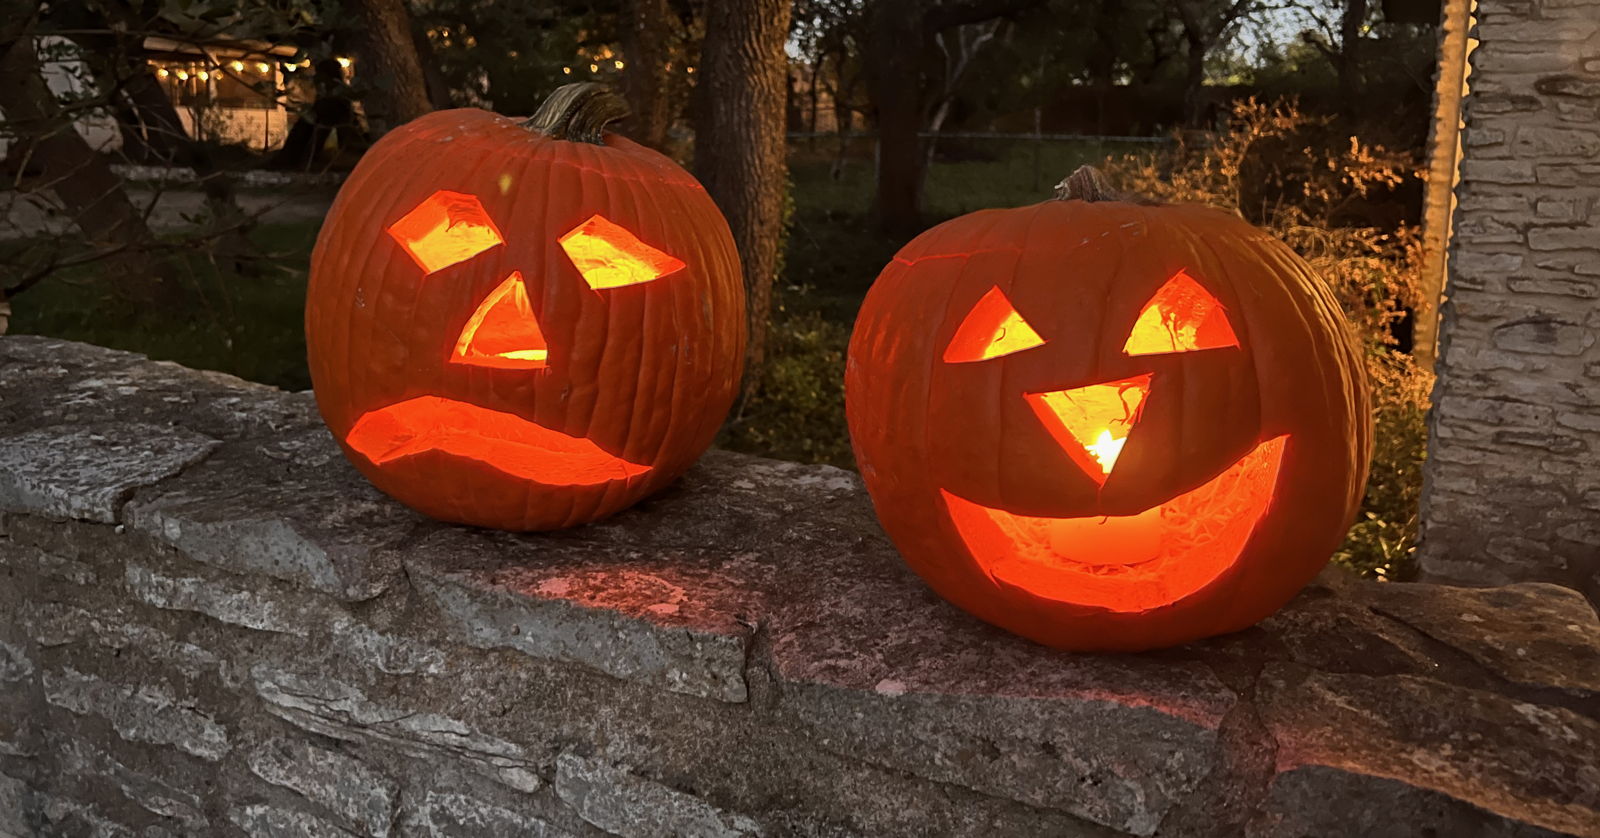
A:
[
  {"xmin": 306, "ymin": 84, "xmax": 745, "ymax": 531},
  {"xmin": 846, "ymin": 168, "xmax": 1371, "ymax": 651}
]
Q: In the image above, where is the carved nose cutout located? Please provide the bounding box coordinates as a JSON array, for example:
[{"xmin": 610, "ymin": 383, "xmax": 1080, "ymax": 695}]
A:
[
  {"xmin": 560, "ymin": 215, "xmax": 686, "ymax": 290},
  {"xmin": 1025, "ymin": 374, "xmax": 1151, "ymax": 484},
  {"xmin": 452, "ymin": 272, "xmax": 548, "ymax": 369},
  {"xmin": 1124, "ymin": 270, "xmax": 1239, "ymax": 355}
]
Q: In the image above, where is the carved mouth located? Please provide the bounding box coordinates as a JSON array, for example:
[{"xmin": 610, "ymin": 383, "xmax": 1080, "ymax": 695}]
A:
[
  {"xmin": 345, "ymin": 396, "xmax": 652, "ymax": 486},
  {"xmin": 940, "ymin": 435, "xmax": 1287, "ymax": 612}
]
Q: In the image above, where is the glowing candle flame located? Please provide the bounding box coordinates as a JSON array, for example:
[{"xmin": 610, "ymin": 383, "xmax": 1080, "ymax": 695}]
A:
[{"xmin": 1084, "ymin": 428, "xmax": 1128, "ymax": 475}]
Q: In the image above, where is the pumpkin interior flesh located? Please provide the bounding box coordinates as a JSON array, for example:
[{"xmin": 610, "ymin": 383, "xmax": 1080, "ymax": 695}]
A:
[
  {"xmin": 940, "ymin": 435, "xmax": 1286, "ymax": 612},
  {"xmin": 346, "ymin": 396, "xmax": 652, "ymax": 486},
  {"xmin": 559, "ymin": 214, "xmax": 687, "ymax": 290}
]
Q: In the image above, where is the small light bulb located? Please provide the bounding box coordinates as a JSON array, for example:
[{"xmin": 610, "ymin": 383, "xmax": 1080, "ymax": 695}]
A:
[
  {"xmin": 589, "ymin": 63, "xmax": 598, "ymax": 73},
  {"xmin": 230, "ymin": 60, "xmax": 244, "ymax": 72},
  {"xmin": 175, "ymin": 70, "xmax": 189, "ymax": 80},
  {"xmin": 562, "ymin": 66, "xmax": 571, "ymax": 75},
  {"xmin": 337, "ymin": 57, "xmax": 351, "ymax": 68},
  {"xmin": 156, "ymin": 68, "xmax": 169, "ymax": 78},
  {"xmin": 614, "ymin": 60, "xmax": 623, "ymax": 69},
  {"xmin": 257, "ymin": 62, "xmax": 271, "ymax": 74},
  {"xmin": 197, "ymin": 70, "xmax": 209, "ymax": 81},
  {"xmin": 686, "ymin": 66, "xmax": 695, "ymax": 74}
]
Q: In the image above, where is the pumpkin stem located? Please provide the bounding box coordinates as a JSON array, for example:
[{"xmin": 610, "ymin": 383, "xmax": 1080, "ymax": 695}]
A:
[
  {"xmin": 1052, "ymin": 165, "xmax": 1120, "ymax": 202},
  {"xmin": 525, "ymin": 83, "xmax": 630, "ymax": 145}
]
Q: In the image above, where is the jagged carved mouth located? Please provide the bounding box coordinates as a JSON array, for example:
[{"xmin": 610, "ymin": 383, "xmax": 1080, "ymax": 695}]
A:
[
  {"xmin": 345, "ymin": 396, "xmax": 652, "ymax": 486},
  {"xmin": 940, "ymin": 435, "xmax": 1287, "ymax": 612}
]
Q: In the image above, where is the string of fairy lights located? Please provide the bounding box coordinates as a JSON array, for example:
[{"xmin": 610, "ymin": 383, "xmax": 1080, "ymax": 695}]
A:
[{"xmin": 148, "ymin": 55, "xmax": 353, "ymax": 104}]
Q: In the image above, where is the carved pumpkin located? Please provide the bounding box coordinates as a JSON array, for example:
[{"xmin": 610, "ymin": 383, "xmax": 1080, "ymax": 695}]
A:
[
  {"xmin": 845, "ymin": 168, "xmax": 1371, "ymax": 651},
  {"xmin": 306, "ymin": 84, "xmax": 745, "ymax": 531}
]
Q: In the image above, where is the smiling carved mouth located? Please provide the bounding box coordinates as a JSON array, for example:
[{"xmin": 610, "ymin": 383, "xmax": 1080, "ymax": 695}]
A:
[
  {"xmin": 940, "ymin": 435, "xmax": 1287, "ymax": 612},
  {"xmin": 345, "ymin": 396, "xmax": 653, "ymax": 486}
]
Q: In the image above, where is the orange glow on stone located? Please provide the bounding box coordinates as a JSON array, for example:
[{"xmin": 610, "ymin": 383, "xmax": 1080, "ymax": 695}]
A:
[
  {"xmin": 941, "ymin": 435, "xmax": 1287, "ymax": 612},
  {"xmin": 1124, "ymin": 270, "xmax": 1240, "ymax": 356},
  {"xmin": 1025, "ymin": 374, "xmax": 1151, "ymax": 484},
  {"xmin": 388, "ymin": 190, "xmax": 505, "ymax": 274},
  {"xmin": 943, "ymin": 286, "xmax": 1045, "ymax": 363},
  {"xmin": 452, "ymin": 272, "xmax": 549, "ymax": 370},
  {"xmin": 559, "ymin": 215, "xmax": 686, "ymax": 290},
  {"xmin": 345, "ymin": 396, "xmax": 653, "ymax": 486}
]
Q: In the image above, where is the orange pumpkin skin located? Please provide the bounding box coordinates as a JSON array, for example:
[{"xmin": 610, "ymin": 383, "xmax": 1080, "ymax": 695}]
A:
[
  {"xmin": 307, "ymin": 102, "xmax": 744, "ymax": 531},
  {"xmin": 845, "ymin": 192, "xmax": 1371, "ymax": 652}
]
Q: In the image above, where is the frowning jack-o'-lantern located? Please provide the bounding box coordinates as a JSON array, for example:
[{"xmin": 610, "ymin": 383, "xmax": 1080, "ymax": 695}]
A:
[
  {"xmin": 845, "ymin": 168, "xmax": 1372, "ymax": 651},
  {"xmin": 307, "ymin": 84, "xmax": 745, "ymax": 531}
]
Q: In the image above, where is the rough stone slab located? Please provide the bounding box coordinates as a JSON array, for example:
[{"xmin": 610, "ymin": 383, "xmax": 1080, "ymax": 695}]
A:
[
  {"xmin": 247, "ymin": 737, "xmax": 399, "ymax": 837},
  {"xmin": 768, "ymin": 548, "xmax": 1234, "ymax": 836},
  {"xmin": 555, "ymin": 753, "xmax": 764, "ymax": 838},
  {"xmin": 1255, "ymin": 665, "xmax": 1600, "ymax": 838},
  {"xmin": 329, "ymin": 617, "xmax": 447, "ymax": 677},
  {"xmin": 0, "ymin": 541, "xmax": 97, "ymax": 586},
  {"xmin": 1367, "ymin": 582, "xmax": 1600, "ymax": 696},
  {"xmin": 229, "ymin": 804, "xmax": 359, "ymax": 838},
  {"xmin": 41, "ymin": 668, "xmax": 231, "ymax": 761},
  {"xmin": 24, "ymin": 602, "xmax": 221, "ymax": 679},
  {"xmin": 125, "ymin": 429, "xmax": 415, "ymax": 602},
  {"xmin": 409, "ymin": 790, "xmax": 579, "ymax": 838},
  {"xmin": 0, "ymin": 424, "xmax": 217, "ymax": 523},
  {"xmin": 2, "ymin": 337, "xmax": 1599, "ymax": 836},
  {"xmin": 125, "ymin": 562, "xmax": 313, "ymax": 636},
  {"xmin": 0, "ymin": 336, "xmax": 319, "ymax": 440},
  {"xmin": 55, "ymin": 736, "xmax": 208, "ymax": 832},
  {"xmin": 406, "ymin": 528, "xmax": 757, "ymax": 704},
  {"xmin": 125, "ymin": 429, "xmax": 419, "ymax": 602},
  {"xmin": 251, "ymin": 665, "xmax": 540, "ymax": 794},
  {"xmin": 0, "ymin": 773, "xmax": 32, "ymax": 837},
  {"xmin": 0, "ymin": 641, "xmax": 33, "ymax": 685}
]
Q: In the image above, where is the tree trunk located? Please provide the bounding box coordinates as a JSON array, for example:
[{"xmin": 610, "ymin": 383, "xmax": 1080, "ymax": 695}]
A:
[
  {"xmin": 693, "ymin": 0, "xmax": 791, "ymax": 402},
  {"xmin": 1182, "ymin": 30, "xmax": 1209, "ymax": 126},
  {"xmin": 1416, "ymin": 0, "xmax": 1472, "ymax": 370},
  {"xmin": 620, "ymin": 0, "xmax": 675, "ymax": 151},
  {"xmin": 346, "ymin": 0, "xmax": 432, "ymax": 135},
  {"xmin": 865, "ymin": 0, "xmax": 926, "ymax": 237},
  {"xmin": 0, "ymin": 24, "xmax": 171, "ymax": 301},
  {"xmin": 1338, "ymin": 0, "xmax": 1370, "ymax": 112},
  {"xmin": 411, "ymin": 22, "xmax": 455, "ymax": 110}
]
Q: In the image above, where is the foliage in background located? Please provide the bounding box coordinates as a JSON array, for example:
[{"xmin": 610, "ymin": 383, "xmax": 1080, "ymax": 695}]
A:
[{"xmin": 1103, "ymin": 98, "xmax": 1431, "ymax": 580}]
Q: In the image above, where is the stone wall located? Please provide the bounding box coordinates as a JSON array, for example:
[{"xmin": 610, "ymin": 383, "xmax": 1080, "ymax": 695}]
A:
[
  {"xmin": 1, "ymin": 337, "xmax": 1597, "ymax": 838},
  {"xmin": 1420, "ymin": 0, "xmax": 1600, "ymax": 602}
]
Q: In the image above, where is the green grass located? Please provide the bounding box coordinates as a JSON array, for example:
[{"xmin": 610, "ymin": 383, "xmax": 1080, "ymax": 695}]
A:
[{"xmin": 6, "ymin": 221, "xmax": 320, "ymax": 390}]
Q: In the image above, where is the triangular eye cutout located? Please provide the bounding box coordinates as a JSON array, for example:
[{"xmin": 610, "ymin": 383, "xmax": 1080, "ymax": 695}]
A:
[
  {"xmin": 943, "ymin": 286, "xmax": 1046, "ymax": 363},
  {"xmin": 1124, "ymin": 270, "xmax": 1240, "ymax": 355},
  {"xmin": 559, "ymin": 215, "xmax": 686, "ymax": 290},
  {"xmin": 452, "ymin": 272, "xmax": 549, "ymax": 370},
  {"xmin": 1025, "ymin": 374, "xmax": 1151, "ymax": 485}
]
